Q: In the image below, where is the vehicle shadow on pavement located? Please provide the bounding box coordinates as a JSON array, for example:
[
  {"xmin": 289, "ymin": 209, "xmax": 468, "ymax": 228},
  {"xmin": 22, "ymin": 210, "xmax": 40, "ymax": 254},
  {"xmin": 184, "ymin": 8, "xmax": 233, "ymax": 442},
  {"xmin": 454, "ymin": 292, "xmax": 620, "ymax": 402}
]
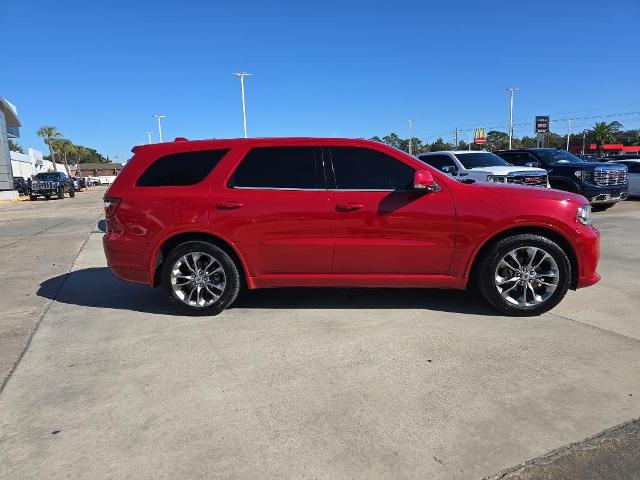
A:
[{"xmin": 37, "ymin": 267, "xmax": 495, "ymax": 316}]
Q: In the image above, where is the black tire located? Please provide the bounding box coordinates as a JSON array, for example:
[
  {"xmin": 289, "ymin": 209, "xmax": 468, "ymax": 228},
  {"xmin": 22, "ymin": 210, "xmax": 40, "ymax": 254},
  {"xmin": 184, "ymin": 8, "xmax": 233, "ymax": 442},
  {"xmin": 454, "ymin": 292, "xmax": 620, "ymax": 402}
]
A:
[
  {"xmin": 29, "ymin": 195, "xmax": 37, "ymax": 201},
  {"xmin": 69, "ymin": 188, "xmax": 76, "ymax": 198},
  {"xmin": 44, "ymin": 195, "xmax": 51, "ymax": 200},
  {"xmin": 57, "ymin": 188, "xmax": 64, "ymax": 199},
  {"xmin": 161, "ymin": 241, "xmax": 241, "ymax": 316},
  {"xmin": 476, "ymin": 234, "xmax": 571, "ymax": 316}
]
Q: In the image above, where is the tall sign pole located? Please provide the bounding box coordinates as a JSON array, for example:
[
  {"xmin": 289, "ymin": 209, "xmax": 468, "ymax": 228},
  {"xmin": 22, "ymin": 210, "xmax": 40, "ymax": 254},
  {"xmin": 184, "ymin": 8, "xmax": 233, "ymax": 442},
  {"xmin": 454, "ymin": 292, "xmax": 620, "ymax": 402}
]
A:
[{"xmin": 506, "ymin": 87, "xmax": 519, "ymax": 150}]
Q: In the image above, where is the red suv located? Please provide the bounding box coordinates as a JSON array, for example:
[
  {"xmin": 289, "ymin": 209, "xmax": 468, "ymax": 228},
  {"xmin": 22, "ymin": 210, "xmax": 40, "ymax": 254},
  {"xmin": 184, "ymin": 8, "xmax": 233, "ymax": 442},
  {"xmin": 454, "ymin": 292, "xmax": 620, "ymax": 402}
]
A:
[{"xmin": 103, "ymin": 138, "xmax": 600, "ymax": 316}]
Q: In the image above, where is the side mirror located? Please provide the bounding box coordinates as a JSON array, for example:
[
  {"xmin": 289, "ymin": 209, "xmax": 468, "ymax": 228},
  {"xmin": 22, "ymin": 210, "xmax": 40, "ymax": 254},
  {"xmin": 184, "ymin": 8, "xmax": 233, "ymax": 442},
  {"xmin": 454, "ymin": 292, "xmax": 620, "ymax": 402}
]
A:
[
  {"xmin": 525, "ymin": 161, "xmax": 540, "ymax": 168},
  {"xmin": 413, "ymin": 170, "xmax": 440, "ymax": 193},
  {"xmin": 441, "ymin": 165, "xmax": 459, "ymax": 176}
]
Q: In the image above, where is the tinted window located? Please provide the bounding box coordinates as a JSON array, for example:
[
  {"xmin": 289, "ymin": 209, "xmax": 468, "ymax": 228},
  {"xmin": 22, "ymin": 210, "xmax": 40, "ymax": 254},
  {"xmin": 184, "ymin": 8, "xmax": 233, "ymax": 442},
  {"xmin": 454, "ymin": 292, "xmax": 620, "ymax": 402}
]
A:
[
  {"xmin": 330, "ymin": 147, "xmax": 414, "ymax": 190},
  {"xmin": 137, "ymin": 149, "xmax": 228, "ymax": 187},
  {"xmin": 454, "ymin": 152, "xmax": 511, "ymax": 169},
  {"xmin": 35, "ymin": 172, "xmax": 65, "ymax": 181},
  {"xmin": 497, "ymin": 151, "xmax": 534, "ymax": 166},
  {"xmin": 419, "ymin": 154, "xmax": 456, "ymax": 172},
  {"xmin": 231, "ymin": 146, "xmax": 321, "ymax": 189},
  {"xmin": 535, "ymin": 150, "xmax": 585, "ymax": 165}
]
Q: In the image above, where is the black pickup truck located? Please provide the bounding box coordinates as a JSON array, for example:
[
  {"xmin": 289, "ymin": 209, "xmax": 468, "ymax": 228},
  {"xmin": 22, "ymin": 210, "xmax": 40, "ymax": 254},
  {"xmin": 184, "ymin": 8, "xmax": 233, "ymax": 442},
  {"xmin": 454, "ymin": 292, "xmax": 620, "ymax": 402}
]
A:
[
  {"xmin": 29, "ymin": 172, "xmax": 76, "ymax": 200},
  {"xmin": 496, "ymin": 148, "xmax": 628, "ymax": 210}
]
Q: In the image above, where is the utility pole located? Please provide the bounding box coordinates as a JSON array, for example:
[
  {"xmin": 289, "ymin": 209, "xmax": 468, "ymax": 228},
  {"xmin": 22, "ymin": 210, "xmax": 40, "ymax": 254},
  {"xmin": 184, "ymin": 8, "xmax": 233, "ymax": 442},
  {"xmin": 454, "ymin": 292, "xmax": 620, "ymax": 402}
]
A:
[
  {"xmin": 566, "ymin": 119, "xmax": 572, "ymax": 151},
  {"xmin": 153, "ymin": 115, "xmax": 166, "ymax": 143},
  {"xmin": 582, "ymin": 130, "xmax": 587, "ymax": 155},
  {"xmin": 233, "ymin": 72, "xmax": 252, "ymax": 138},
  {"xmin": 408, "ymin": 119, "xmax": 413, "ymax": 155},
  {"xmin": 506, "ymin": 87, "xmax": 519, "ymax": 150},
  {"xmin": 454, "ymin": 128, "xmax": 459, "ymax": 148},
  {"xmin": 145, "ymin": 131, "xmax": 153, "ymax": 144}
]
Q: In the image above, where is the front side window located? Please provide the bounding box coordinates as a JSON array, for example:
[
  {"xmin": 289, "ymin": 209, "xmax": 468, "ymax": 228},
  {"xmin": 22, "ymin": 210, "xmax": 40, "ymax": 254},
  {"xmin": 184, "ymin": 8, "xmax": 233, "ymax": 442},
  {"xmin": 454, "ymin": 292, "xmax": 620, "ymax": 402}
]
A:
[
  {"xmin": 137, "ymin": 149, "xmax": 229, "ymax": 187},
  {"xmin": 454, "ymin": 152, "xmax": 511, "ymax": 169},
  {"xmin": 330, "ymin": 147, "xmax": 414, "ymax": 190},
  {"xmin": 230, "ymin": 146, "xmax": 321, "ymax": 189}
]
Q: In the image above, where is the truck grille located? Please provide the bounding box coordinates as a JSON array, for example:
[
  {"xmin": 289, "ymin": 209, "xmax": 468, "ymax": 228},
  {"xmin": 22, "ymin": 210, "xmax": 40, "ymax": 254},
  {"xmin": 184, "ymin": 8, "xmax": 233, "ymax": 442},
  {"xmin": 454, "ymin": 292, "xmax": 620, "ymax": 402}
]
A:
[
  {"xmin": 593, "ymin": 168, "xmax": 627, "ymax": 186},
  {"xmin": 506, "ymin": 174, "xmax": 548, "ymax": 187}
]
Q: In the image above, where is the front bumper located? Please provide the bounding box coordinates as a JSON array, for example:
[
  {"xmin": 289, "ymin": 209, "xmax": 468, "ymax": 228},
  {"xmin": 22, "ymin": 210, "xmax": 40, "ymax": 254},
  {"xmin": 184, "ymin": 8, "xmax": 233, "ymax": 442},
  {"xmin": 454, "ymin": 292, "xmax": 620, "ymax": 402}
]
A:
[{"xmin": 582, "ymin": 185, "xmax": 629, "ymax": 204}]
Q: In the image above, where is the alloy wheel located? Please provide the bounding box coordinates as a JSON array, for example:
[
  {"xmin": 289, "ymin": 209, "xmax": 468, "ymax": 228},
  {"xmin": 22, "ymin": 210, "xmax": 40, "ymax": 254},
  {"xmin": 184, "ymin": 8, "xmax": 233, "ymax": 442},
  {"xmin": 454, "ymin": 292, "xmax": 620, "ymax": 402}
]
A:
[
  {"xmin": 170, "ymin": 252, "xmax": 226, "ymax": 308},
  {"xmin": 494, "ymin": 246, "xmax": 559, "ymax": 308}
]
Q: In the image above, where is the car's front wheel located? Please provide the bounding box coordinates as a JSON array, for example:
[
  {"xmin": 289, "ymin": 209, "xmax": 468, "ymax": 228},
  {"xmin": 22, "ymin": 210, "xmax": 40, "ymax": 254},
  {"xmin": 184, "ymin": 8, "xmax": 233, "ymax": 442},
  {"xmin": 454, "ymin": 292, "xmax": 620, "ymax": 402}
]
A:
[
  {"xmin": 477, "ymin": 234, "xmax": 571, "ymax": 316},
  {"xmin": 161, "ymin": 241, "xmax": 241, "ymax": 316}
]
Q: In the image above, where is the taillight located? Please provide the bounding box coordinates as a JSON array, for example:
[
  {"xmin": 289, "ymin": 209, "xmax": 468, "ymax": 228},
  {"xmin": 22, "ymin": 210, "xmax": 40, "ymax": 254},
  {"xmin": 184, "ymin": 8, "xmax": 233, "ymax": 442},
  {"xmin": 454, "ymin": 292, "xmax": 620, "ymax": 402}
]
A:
[{"xmin": 104, "ymin": 197, "xmax": 121, "ymax": 218}]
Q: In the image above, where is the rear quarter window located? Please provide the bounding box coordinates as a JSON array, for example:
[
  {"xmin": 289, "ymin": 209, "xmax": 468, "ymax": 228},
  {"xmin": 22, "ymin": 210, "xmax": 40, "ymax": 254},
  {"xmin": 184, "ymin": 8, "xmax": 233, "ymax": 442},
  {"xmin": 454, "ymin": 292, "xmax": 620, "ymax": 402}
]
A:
[{"xmin": 136, "ymin": 149, "xmax": 229, "ymax": 187}]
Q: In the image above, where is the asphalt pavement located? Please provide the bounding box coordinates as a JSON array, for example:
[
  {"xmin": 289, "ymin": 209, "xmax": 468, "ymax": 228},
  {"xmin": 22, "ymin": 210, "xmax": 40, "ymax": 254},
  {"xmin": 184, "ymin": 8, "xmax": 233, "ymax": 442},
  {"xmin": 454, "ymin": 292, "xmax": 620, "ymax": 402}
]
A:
[{"xmin": 0, "ymin": 189, "xmax": 639, "ymax": 479}]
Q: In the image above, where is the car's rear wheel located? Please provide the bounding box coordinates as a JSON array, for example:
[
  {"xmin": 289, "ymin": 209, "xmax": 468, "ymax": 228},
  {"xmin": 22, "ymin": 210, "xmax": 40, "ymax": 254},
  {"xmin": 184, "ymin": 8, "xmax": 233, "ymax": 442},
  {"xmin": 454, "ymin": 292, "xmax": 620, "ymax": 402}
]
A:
[
  {"xmin": 161, "ymin": 241, "xmax": 241, "ymax": 316},
  {"xmin": 69, "ymin": 188, "xmax": 75, "ymax": 198},
  {"xmin": 477, "ymin": 234, "xmax": 571, "ymax": 316}
]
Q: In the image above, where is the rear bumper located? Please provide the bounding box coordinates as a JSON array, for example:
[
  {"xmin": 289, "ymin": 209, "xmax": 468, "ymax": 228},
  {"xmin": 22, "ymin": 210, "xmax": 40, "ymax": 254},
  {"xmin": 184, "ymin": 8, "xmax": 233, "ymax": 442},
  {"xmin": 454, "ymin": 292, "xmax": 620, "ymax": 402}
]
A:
[
  {"xmin": 577, "ymin": 272, "xmax": 601, "ymax": 288},
  {"xmin": 103, "ymin": 234, "xmax": 151, "ymax": 285}
]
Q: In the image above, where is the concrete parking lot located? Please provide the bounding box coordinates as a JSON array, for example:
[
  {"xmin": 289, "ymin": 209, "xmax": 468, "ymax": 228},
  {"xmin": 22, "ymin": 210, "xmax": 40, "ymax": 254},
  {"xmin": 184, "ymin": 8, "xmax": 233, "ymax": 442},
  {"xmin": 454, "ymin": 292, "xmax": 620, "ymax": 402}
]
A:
[{"xmin": 0, "ymin": 188, "xmax": 639, "ymax": 479}]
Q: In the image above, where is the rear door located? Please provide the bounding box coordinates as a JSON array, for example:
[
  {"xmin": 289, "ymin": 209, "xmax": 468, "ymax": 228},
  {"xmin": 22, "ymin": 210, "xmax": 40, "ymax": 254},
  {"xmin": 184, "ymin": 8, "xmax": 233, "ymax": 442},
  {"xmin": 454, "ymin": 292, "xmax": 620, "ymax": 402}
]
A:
[
  {"xmin": 326, "ymin": 144, "xmax": 456, "ymax": 275},
  {"xmin": 211, "ymin": 145, "xmax": 333, "ymax": 275}
]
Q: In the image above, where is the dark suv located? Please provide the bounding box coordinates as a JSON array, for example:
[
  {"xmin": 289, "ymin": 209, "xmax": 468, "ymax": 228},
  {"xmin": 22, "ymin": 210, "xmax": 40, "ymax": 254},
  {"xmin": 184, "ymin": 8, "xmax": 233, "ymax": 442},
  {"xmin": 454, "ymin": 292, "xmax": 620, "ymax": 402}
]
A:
[
  {"xmin": 496, "ymin": 148, "xmax": 628, "ymax": 210},
  {"xmin": 29, "ymin": 172, "xmax": 76, "ymax": 200}
]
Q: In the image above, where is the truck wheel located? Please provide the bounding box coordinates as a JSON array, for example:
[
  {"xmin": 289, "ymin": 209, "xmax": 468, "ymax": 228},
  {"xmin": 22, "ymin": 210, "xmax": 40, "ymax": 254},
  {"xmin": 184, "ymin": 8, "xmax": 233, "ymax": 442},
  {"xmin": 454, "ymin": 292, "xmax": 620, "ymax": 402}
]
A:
[
  {"xmin": 161, "ymin": 241, "xmax": 241, "ymax": 316},
  {"xmin": 69, "ymin": 188, "xmax": 76, "ymax": 198},
  {"xmin": 57, "ymin": 188, "xmax": 64, "ymax": 199},
  {"xmin": 476, "ymin": 234, "xmax": 571, "ymax": 316},
  {"xmin": 44, "ymin": 195, "xmax": 51, "ymax": 200},
  {"xmin": 29, "ymin": 195, "xmax": 37, "ymax": 201}
]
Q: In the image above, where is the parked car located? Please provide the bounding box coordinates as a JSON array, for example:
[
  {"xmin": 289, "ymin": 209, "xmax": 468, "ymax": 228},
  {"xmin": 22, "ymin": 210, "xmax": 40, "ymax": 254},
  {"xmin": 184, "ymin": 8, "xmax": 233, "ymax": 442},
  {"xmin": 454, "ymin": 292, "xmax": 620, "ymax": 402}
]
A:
[
  {"xmin": 85, "ymin": 176, "xmax": 101, "ymax": 186},
  {"xmin": 417, "ymin": 151, "xmax": 549, "ymax": 187},
  {"xmin": 73, "ymin": 176, "xmax": 88, "ymax": 190},
  {"xmin": 103, "ymin": 138, "xmax": 600, "ymax": 317},
  {"xmin": 608, "ymin": 159, "xmax": 640, "ymax": 197},
  {"xmin": 13, "ymin": 177, "xmax": 29, "ymax": 195},
  {"xmin": 29, "ymin": 172, "xmax": 76, "ymax": 200},
  {"xmin": 496, "ymin": 148, "xmax": 628, "ymax": 210}
]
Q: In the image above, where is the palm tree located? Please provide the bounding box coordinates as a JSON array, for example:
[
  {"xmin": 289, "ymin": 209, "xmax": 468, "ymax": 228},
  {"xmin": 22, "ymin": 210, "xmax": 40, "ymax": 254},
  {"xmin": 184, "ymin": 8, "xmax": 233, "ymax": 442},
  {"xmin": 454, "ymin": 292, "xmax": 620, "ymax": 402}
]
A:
[
  {"xmin": 54, "ymin": 139, "xmax": 74, "ymax": 177},
  {"xmin": 591, "ymin": 122, "xmax": 616, "ymax": 157},
  {"xmin": 37, "ymin": 126, "xmax": 62, "ymax": 172}
]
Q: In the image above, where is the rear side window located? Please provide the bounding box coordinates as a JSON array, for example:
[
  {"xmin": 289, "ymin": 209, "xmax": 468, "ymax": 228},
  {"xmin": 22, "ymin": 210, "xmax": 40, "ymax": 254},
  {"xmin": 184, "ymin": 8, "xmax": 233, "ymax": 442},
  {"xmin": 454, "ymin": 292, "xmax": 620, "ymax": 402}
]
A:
[
  {"xmin": 330, "ymin": 146, "xmax": 414, "ymax": 190},
  {"xmin": 136, "ymin": 149, "xmax": 228, "ymax": 187},
  {"xmin": 420, "ymin": 154, "xmax": 457, "ymax": 172},
  {"xmin": 231, "ymin": 146, "xmax": 322, "ymax": 189}
]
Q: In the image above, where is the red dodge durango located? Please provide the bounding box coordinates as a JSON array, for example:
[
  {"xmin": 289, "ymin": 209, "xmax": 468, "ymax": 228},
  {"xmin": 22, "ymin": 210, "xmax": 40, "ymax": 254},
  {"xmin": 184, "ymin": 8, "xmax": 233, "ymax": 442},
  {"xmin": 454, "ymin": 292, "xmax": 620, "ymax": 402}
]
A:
[{"xmin": 103, "ymin": 137, "xmax": 600, "ymax": 316}]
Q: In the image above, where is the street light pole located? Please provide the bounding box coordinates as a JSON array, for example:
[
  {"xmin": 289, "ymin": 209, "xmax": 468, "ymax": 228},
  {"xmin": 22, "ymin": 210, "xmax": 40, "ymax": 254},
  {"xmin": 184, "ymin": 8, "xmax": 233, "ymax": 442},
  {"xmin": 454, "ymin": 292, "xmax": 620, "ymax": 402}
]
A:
[
  {"xmin": 153, "ymin": 115, "xmax": 166, "ymax": 143},
  {"xmin": 566, "ymin": 119, "xmax": 572, "ymax": 151},
  {"xmin": 408, "ymin": 119, "xmax": 413, "ymax": 155},
  {"xmin": 233, "ymin": 72, "xmax": 252, "ymax": 138},
  {"xmin": 506, "ymin": 87, "xmax": 519, "ymax": 150},
  {"xmin": 146, "ymin": 131, "xmax": 153, "ymax": 144}
]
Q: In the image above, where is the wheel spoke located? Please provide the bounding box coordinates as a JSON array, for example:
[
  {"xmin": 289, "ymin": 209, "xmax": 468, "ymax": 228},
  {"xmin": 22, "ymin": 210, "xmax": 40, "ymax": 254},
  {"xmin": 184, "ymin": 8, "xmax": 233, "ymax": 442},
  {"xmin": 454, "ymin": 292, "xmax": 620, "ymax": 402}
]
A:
[
  {"xmin": 526, "ymin": 247, "xmax": 539, "ymax": 268},
  {"xmin": 497, "ymin": 276, "xmax": 519, "ymax": 286}
]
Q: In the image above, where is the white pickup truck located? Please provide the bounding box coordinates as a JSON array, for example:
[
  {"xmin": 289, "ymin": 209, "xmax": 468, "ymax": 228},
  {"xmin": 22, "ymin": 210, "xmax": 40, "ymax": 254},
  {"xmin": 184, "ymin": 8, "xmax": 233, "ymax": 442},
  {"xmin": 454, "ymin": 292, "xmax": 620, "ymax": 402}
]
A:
[{"xmin": 417, "ymin": 151, "xmax": 550, "ymax": 187}]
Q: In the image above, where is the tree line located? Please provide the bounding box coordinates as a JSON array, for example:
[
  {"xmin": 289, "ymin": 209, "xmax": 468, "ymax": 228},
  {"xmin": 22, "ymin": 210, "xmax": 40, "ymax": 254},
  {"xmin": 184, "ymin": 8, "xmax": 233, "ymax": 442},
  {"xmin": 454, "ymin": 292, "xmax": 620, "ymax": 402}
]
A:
[
  {"xmin": 372, "ymin": 121, "xmax": 640, "ymax": 156},
  {"xmin": 8, "ymin": 126, "xmax": 109, "ymax": 176}
]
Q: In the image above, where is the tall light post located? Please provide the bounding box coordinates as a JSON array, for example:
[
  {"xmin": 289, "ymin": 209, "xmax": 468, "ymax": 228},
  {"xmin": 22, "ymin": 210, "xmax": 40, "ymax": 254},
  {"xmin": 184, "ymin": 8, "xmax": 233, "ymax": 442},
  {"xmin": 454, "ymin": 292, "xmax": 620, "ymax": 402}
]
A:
[
  {"xmin": 408, "ymin": 119, "xmax": 413, "ymax": 155},
  {"xmin": 145, "ymin": 131, "xmax": 153, "ymax": 144},
  {"xmin": 153, "ymin": 114, "xmax": 166, "ymax": 143},
  {"xmin": 566, "ymin": 119, "xmax": 572, "ymax": 151},
  {"xmin": 506, "ymin": 87, "xmax": 519, "ymax": 150},
  {"xmin": 233, "ymin": 72, "xmax": 251, "ymax": 138}
]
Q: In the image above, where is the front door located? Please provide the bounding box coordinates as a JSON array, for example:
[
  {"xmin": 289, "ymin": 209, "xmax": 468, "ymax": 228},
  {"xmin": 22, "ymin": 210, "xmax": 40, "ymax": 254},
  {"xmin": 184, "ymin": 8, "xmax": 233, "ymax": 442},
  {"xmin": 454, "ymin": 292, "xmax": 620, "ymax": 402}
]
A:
[
  {"xmin": 211, "ymin": 145, "xmax": 333, "ymax": 275},
  {"xmin": 326, "ymin": 145, "xmax": 456, "ymax": 275}
]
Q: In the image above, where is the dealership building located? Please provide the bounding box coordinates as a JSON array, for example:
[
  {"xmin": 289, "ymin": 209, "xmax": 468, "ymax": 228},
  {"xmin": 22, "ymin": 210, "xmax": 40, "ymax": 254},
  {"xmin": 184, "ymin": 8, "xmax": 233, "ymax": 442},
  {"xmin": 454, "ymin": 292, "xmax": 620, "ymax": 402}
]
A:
[{"xmin": 0, "ymin": 97, "xmax": 21, "ymax": 199}]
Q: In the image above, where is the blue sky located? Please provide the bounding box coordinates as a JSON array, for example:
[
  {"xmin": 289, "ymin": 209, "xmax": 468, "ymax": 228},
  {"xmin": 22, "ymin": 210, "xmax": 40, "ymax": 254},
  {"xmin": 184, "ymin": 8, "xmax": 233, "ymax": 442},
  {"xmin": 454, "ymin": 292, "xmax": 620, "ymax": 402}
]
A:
[{"xmin": 2, "ymin": 0, "xmax": 639, "ymax": 161}]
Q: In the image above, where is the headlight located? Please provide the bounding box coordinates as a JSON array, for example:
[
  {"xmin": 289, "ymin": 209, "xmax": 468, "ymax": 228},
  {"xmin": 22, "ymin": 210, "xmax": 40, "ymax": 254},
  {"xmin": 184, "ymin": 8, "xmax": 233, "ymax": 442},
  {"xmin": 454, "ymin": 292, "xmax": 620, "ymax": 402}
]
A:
[
  {"xmin": 577, "ymin": 204, "xmax": 592, "ymax": 225},
  {"xmin": 486, "ymin": 175, "xmax": 507, "ymax": 183},
  {"xmin": 574, "ymin": 170, "xmax": 591, "ymax": 181}
]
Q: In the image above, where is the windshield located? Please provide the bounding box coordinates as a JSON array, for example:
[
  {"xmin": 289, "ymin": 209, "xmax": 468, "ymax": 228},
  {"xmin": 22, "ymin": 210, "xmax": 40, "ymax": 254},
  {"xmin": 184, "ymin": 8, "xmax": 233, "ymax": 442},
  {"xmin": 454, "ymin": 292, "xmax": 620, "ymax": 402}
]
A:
[
  {"xmin": 454, "ymin": 152, "xmax": 511, "ymax": 169},
  {"xmin": 537, "ymin": 150, "xmax": 586, "ymax": 165},
  {"xmin": 35, "ymin": 173, "xmax": 62, "ymax": 180}
]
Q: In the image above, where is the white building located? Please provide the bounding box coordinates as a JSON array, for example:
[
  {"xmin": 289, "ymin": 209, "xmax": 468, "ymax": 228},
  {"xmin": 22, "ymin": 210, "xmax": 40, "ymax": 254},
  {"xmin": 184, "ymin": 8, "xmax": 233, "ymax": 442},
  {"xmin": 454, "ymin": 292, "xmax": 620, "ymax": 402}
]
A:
[{"xmin": 0, "ymin": 97, "xmax": 21, "ymax": 200}]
